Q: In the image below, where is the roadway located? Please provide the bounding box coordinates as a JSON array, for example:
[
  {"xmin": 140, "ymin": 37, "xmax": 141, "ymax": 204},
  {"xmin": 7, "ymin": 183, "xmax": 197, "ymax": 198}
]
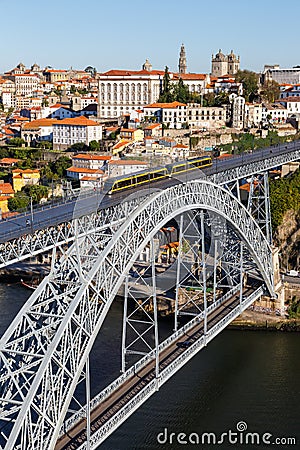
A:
[
  {"xmin": 55, "ymin": 285, "xmax": 257, "ymax": 450},
  {"xmin": 0, "ymin": 140, "xmax": 299, "ymax": 244}
]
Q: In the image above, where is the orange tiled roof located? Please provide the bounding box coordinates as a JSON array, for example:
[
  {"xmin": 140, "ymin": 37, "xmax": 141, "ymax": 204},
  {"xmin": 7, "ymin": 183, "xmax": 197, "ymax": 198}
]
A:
[
  {"xmin": 67, "ymin": 167, "xmax": 104, "ymax": 174},
  {"xmin": 73, "ymin": 154, "xmax": 111, "ymax": 161},
  {"xmin": 0, "ymin": 158, "xmax": 20, "ymax": 164},
  {"xmin": 120, "ymin": 128, "xmax": 136, "ymax": 133},
  {"xmin": 173, "ymin": 144, "xmax": 188, "ymax": 148},
  {"xmin": 0, "ymin": 183, "xmax": 14, "ymax": 194},
  {"xmin": 55, "ymin": 116, "xmax": 100, "ymax": 126},
  {"xmin": 109, "ymin": 159, "xmax": 147, "ymax": 166},
  {"xmin": 23, "ymin": 119, "xmax": 58, "ymax": 129},
  {"xmin": 173, "ymin": 73, "xmax": 207, "ymax": 80},
  {"xmin": 80, "ymin": 176, "xmax": 103, "ymax": 181},
  {"xmin": 112, "ymin": 140, "xmax": 132, "ymax": 150},
  {"xmin": 12, "ymin": 169, "xmax": 40, "ymax": 174},
  {"xmin": 144, "ymin": 101, "xmax": 186, "ymax": 109},
  {"xmin": 101, "ymin": 69, "xmax": 165, "ymax": 77},
  {"xmin": 144, "ymin": 123, "xmax": 161, "ymax": 129}
]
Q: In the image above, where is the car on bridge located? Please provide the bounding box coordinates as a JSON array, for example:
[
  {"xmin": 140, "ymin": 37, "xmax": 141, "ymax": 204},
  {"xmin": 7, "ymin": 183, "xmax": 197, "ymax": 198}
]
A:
[{"xmin": 176, "ymin": 340, "xmax": 192, "ymax": 348}]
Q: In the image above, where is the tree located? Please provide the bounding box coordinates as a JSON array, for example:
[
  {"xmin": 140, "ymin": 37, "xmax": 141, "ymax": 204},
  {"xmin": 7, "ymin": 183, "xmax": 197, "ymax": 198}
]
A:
[
  {"xmin": 89, "ymin": 140, "xmax": 100, "ymax": 151},
  {"xmin": 7, "ymin": 137, "xmax": 25, "ymax": 147},
  {"xmin": 203, "ymin": 92, "xmax": 216, "ymax": 106},
  {"xmin": 173, "ymin": 78, "xmax": 190, "ymax": 103},
  {"xmin": 214, "ymin": 92, "xmax": 230, "ymax": 106},
  {"xmin": 8, "ymin": 192, "xmax": 30, "ymax": 211},
  {"xmin": 22, "ymin": 185, "xmax": 49, "ymax": 204},
  {"xmin": 235, "ymin": 70, "xmax": 259, "ymax": 102},
  {"xmin": 51, "ymin": 156, "xmax": 71, "ymax": 178},
  {"xmin": 158, "ymin": 66, "xmax": 173, "ymax": 102},
  {"xmin": 36, "ymin": 141, "xmax": 52, "ymax": 149},
  {"xmin": 260, "ymin": 80, "xmax": 280, "ymax": 103},
  {"xmin": 70, "ymin": 142, "xmax": 89, "ymax": 152}
]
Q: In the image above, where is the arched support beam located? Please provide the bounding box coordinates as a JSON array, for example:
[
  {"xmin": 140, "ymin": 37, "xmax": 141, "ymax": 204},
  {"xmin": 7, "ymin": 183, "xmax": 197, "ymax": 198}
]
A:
[{"xmin": 0, "ymin": 180, "xmax": 274, "ymax": 450}]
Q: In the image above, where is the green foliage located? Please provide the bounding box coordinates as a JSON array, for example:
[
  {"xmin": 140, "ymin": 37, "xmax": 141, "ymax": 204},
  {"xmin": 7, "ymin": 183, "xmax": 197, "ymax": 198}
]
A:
[
  {"xmin": 190, "ymin": 136, "xmax": 200, "ymax": 148},
  {"xmin": 70, "ymin": 142, "xmax": 89, "ymax": 152},
  {"xmin": 89, "ymin": 140, "xmax": 100, "ymax": 151},
  {"xmin": 222, "ymin": 130, "xmax": 285, "ymax": 154},
  {"xmin": 0, "ymin": 148, "xmax": 9, "ymax": 158},
  {"xmin": 172, "ymin": 78, "xmax": 190, "ymax": 103},
  {"xmin": 158, "ymin": 66, "xmax": 173, "ymax": 103},
  {"xmin": 22, "ymin": 184, "xmax": 49, "ymax": 204},
  {"xmin": 202, "ymin": 93, "xmax": 216, "ymax": 106},
  {"xmin": 36, "ymin": 141, "xmax": 52, "ymax": 149},
  {"xmin": 41, "ymin": 156, "xmax": 71, "ymax": 181},
  {"xmin": 287, "ymin": 297, "xmax": 300, "ymax": 318},
  {"xmin": 235, "ymin": 70, "xmax": 259, "ymax": 102},
  {"xmin": 260, "ymin": 80, "xmax": 280, "ymax": 103},
  {"xmin": 270, "ymin": 168, "xmax": 300, "ymax": 231},
  {"xmin": 7, "ymin": 138, "xmax": 25, "ymax": 147},
  {"xmin": 8, "ymin": 192, "xmax": 30, "ymax": 211}
]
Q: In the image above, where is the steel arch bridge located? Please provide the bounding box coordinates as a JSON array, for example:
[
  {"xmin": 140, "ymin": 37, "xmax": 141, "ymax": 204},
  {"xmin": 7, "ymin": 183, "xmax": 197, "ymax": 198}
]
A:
[{"xmin": 0, "ymin": 179, "xmax": 274, "ymax": 450}]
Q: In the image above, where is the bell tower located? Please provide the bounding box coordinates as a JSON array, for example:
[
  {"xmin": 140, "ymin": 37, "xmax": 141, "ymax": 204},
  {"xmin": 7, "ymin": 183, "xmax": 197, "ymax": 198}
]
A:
[{"xmin": 178, "ymin": 44, "xmax": 187, "ymax": 74}]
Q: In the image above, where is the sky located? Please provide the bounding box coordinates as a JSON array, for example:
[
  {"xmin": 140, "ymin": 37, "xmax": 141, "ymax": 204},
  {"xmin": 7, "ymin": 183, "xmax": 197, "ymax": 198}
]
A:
[{"xmin": 1, "ymin": 0, "xmax": 300, "ymax": 74}]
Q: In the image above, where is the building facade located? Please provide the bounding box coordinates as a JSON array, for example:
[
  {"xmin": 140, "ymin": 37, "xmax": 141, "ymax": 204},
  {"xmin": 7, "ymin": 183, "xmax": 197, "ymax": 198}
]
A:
[
  {"xmin": 211, "ymin": 50, "xmax": 240, "ymax": 77},
  {"xmin": 262, "ymin": 65, "xmax": 300, "ymax": 85},
  {"xmin": 98, "ymin": 66, "xmax": 210, "ymax": 119},
  {"xmin": 53, "ymin": 116, "xmax": 102, "ymax": 150},
  {"xmin": 178, "ymin": 44, "xmax": 187, "ymax": 74},
  {"xmin": 187, "ymin": 104, "xmax": 227, "ymax": 129}
]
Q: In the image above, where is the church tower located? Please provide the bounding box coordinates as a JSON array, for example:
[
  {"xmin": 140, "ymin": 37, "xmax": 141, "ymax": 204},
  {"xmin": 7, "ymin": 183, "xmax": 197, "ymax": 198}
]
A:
[{"xmin": 178, "ymin": 44, "xmax": 187, "ymax": 74}]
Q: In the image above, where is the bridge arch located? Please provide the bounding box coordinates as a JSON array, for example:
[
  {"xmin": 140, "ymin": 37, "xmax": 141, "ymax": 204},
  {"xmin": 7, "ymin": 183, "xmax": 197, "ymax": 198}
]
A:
[{"xmin": 0, "ymin": 180, "xmax": 274, "ymax": 449}]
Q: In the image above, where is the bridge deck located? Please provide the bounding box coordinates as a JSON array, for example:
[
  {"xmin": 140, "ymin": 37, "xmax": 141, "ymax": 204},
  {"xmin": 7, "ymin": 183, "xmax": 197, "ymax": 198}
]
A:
[
  {"xmin": 0, "ymin": 140, "xmax": 299, "ymax": 245},
  {"xmin": 55, "ymin": 285, "xmax": 257, "ymax": 450}
]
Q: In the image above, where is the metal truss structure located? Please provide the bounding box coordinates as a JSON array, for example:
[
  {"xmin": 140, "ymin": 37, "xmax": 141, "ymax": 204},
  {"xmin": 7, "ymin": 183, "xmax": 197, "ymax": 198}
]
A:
[
  {"xmin": 0, "ymin": 179, "xmax": 274, "ymax": 450},
  {"xmin": 0, "ymin": 145, "xmax": 299, "ymax": 269}
]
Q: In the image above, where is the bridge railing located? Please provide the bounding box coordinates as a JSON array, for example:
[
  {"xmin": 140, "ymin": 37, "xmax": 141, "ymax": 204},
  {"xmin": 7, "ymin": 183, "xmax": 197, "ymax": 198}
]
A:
[
  {"xmin": 78, "ymin": 286, "xmax": 265, "ymax": 448},
  {"xmin": 206, "ymin": 286, "xmax": 264, "ymax": 340},
  {"xmin": 59, "ymin": 285, "xmax": 241, "ymax": 437}
]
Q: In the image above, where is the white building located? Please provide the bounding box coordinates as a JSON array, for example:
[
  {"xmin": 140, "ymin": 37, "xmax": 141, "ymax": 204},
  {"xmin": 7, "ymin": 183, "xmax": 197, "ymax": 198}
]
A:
[
  {"xmin": 13, "ymin": 74, "xmax": 40, "ymax": 96},
  {"xmin": 263, "ymin": 65, "xmax": 300, "ymax": 85},
  {"xmin": 1, "ymin": 92, "xmax": 15, "ymax": 109},
  {"xmin": 262, "ymin": 103, "xmax": 287, "ymax": 124},
  {"xmin": 143, "ymin": 101, "xmax": 187, "ymax": 129},
  {"xmin": 71, "ymin": 153, "xmax": 111, "ymax": 170},
  {"xmin": 229, "ymin": 94, "xmax": 246, "ymax": 129},
  {"xmin": 245, "ymin": 103, "xmax": 263, "ymax": 128},
  {"xmin": 21, "ymin": 118, "xmax": 57, "ymax": 146},
  {"xmin": 187, "ymin": 104, "xmax": 227, "ymax": 129},
  {"xmin": 98, "ymin": 64, "xmax": 210, "ymax": 119},
  {"xmin": 278, "ymin": 97, "xmax": 300, "ymax": 115},
  {"xmin": 53, "ymin": 116, "xmax": 102, "ymax": 150},
  {"xmin": 108, "ymin": 159, "xmax": 148, "ymax": 178},
  {"xmin": 280, "ymin": 84, "xmax": 300, "ymax": 98},
  {"xmin": 66, "ymin": 166, "xmax": 106, "ymax": 183}
]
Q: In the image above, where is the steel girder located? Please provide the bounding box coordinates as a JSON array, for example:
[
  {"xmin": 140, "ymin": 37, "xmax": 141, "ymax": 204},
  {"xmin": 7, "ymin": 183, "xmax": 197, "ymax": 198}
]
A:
[
  {"xmin": 0, "ymin": 195, "xmax": 147, "ymax": 269},
  {"xmin": 0, "ymin": 180, "xmax": 274, "ymax": 450},
  {"xmin": 0, "ymin": 147, "xmax": 299, "ymax": 269},
  {"xmin": 209, "ymin": 147, "xmax": 300, "ymax": 184}
]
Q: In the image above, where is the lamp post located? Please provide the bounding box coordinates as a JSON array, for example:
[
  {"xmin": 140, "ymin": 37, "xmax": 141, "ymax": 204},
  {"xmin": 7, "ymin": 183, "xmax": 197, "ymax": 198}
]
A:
[{"xmin": 30, "ymin": 196, "xmax": 34, "ymax": 232}]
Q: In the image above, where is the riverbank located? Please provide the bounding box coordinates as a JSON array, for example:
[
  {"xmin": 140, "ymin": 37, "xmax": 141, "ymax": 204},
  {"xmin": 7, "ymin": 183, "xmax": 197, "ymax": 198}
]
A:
[
  {"xmin": 0, "ymin": 261, "xmax": 49, "ymax": 283},
  {"xmin": 229, "ymin": 309, "xmax": 300, "ymax": 331}
]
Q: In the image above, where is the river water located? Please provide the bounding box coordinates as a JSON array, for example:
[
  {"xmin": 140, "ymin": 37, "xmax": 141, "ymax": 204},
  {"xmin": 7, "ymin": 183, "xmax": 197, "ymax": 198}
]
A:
[{"xmin": 0, "ymin": 284, "xmax": 299, "ymax": 450}]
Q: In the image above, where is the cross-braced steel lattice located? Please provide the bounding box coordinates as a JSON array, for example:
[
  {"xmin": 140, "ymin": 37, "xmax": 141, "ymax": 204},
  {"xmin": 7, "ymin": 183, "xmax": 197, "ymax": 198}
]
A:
[{"xmin": 0, "ymin": 180, "xmax": 274, "ymax": 450}]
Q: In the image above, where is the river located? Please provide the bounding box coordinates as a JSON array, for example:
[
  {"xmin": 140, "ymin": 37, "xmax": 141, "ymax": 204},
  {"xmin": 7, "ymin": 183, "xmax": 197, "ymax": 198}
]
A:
[{"xmin": 0, "ymin": 284, "xmax": 299, "ymax": 449}]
